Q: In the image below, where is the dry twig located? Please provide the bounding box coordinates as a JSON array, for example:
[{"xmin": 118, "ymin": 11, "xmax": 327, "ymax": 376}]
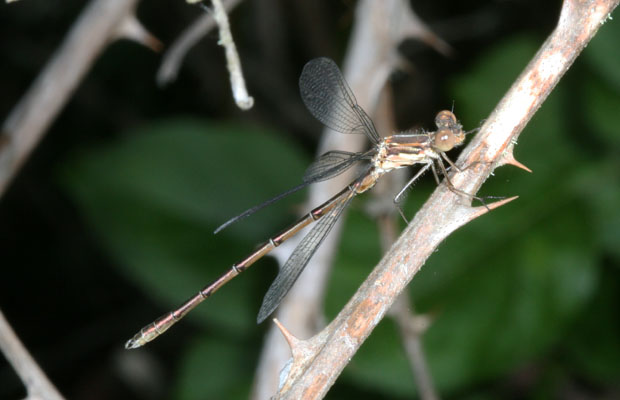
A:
[
  {"xmin": 0, "ymin": 0, "xmax": 158, "ymax": 395},
  {"xmin": 158, "ymin": 0, "xmax": 252, "ymax": 109},
  {"xmin": 156, "ymin": 0, "xmax": 242, "ymax": 86},
  {"xmin": 0, "ymin": 309, "xmax": 65, "ymax": 400},
  {"xmin": 0, "ymin": 0, "xmax": 157, "ymax": 198},
  {"xmin": 208, "ymin": 0, "xmax": 253, "ymax": 109},
  {"xmin": 389, "ymin": 293, "xmax": 437, "ymax": 400}
]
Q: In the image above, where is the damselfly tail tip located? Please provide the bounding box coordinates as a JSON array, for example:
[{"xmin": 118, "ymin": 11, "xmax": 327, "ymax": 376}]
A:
[
  {"xmin": 124, "ymin": 336, "xmax": 143, "ymax": 350},
  {"xmin": 124, "ymin": 329, "xmax": 152, "ymax": 349}
]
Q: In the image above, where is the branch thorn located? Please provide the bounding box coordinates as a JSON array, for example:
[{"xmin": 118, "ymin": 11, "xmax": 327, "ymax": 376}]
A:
[
  {"xmin": 472, "ymin": 195, "xmax": 519, "ymax": 217},
  {"xmin": 273, "ymin": 319, "xmax": 301, "ymax": 354},
  {"xmin": 116, "ymin": 15, "xmax": 163, "ymax": 52},
  {"xmin": 502, "ymin": 152, "xmax": 532, "ymax": 173}
]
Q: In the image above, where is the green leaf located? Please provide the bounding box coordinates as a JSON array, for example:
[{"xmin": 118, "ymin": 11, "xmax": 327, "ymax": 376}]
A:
[
  {"xmin": 174, "ymin": 337, "xmax": 253, "ymax": 400},
  {"xmin": 450, "ymin": 35, "xmax": 540, "ymax": 128},
  {"xmin": 418, "ymin": 203, "xmax": 598, "ymax": 392},
  {"xmin": 571, "ymin": 161, "xmax": 620, "ymax": 261},
  {"xmin": 325, "ymin": 208, "xmax": 381, "ymax": 319},
  {"xmin": 328, "ymin": 209, "xmax": 416, "ymax": 396},
  {"xmin": 565, "ymin": 266, "xmax": 620, "ymax": 384},
  {"xmin": 61, "ymin": 118, "xmax": 308, "ymax": 332},
  {"xmin": 345, "ymin": 320, "xmax": 417, "ymax": 397},
  {"xmin": 582, "ymin": 75, "xmax": 620, "ymax": 148},
  {"xmin": 582, "ymin": 11, "xmax": 620, "ymax": 92}
]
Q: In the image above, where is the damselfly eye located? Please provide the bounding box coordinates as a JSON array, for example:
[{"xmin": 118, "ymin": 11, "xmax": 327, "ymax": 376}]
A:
[
  {"xmin": 434, "ymin": 128, "xmax": 456, "ymax": 151},
  {"xmin": 435, "ymin": 110, "xmax": 457, "ymax": 129}
]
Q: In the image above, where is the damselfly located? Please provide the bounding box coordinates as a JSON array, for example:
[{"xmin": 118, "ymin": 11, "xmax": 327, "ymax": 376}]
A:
[{"xmin": 125, "ymin": 57, "xmax": 475, "ymax": 349}]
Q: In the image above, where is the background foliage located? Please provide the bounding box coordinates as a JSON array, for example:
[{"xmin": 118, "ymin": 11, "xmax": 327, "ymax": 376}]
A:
[{"xmin": 1, "ymin": 1, "xmax": 618, "ymax": 399}]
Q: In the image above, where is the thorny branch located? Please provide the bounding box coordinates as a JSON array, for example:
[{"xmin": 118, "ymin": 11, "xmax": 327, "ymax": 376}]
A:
[
  {"xmin": 0, "ymin": 0, "xmax": 157, "ymax": 396},
  {"xmin": 0, "ymin": 0, "xmax": 156, "ymax": 198},
  {"xmin": 271, "ymin": 0, "xmax": 619, "ymax": 398}
]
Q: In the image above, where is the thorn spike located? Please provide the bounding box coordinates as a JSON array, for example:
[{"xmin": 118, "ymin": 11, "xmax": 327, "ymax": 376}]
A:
[
  {"xmin": 504, "ymin": 153, "xmax": 532, "ymax": 173},
  {"xmin": 273, "ymin": 319, "xmax": 301, "ymax": 352},
  {"xmin": 481, "ymin": 195, "xmax": 519, "ymax": 212}
]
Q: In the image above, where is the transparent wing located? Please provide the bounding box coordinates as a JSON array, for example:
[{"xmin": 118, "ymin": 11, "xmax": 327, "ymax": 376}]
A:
[
  {"xmin": 213, "ymin": 181, "xmax": 309, "ymax": 234},
  {"xmin": 299, "ymin": 57, "xmax": 381, "ymax": 145},
  {"xmin": 215, "ymin": 148, "xmax": 372, "ymax": 234},
  {"xmin": 303, "ymin": 150, "xmax": 373, "ymax": 184},
  {"xmin": 256, "ymin": 192, "xmax": 354, "ymax": 323}
]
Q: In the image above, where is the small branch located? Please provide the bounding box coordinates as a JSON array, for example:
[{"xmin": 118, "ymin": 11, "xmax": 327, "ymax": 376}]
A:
[
  {"xmin": 389, "ymin": 292, "xmax": 437, "ymax": 400},
  {"xmin": 0, "ymin": 309, "xmax": 65, "ymax": 400},
  {"xmin": 379, "ymin": 212, "xmax": 438, "ymax": 400},
  {"xmin": 0, "ymin": 0, "xmax": 148, "ymax": 198},
  {"xmin": 395, "ymin": 0, "xmax": 453, "ymax": 57},
  {"xmin": 157, "ymin": 0, "xmax": 242, "ymax": 86},
  {"xmin": 274, "ymin": 0, "xmax": 618, "ymax": 398},
  {"xmin": 207, "ymin": 0, "xmax": 254, "ymax": 109}
]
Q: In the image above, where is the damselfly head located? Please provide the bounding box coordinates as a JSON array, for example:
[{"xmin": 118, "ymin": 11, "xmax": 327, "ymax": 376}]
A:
[
  {"xmin": 434, "ymin": 110, "xmax": 458, "ymax": 130},
  {"xmin": 433, "ymin": 110, "xmax": 464, "ymax": 152},
  {"xmin": 433, "ymin": 128, "xmax": 457, "ymax": 151}
]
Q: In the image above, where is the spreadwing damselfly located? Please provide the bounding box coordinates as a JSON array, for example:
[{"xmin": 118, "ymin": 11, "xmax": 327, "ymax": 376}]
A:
[{"xmin": 125, "ymin": 57, "xmax": 477, "ymax": 349}]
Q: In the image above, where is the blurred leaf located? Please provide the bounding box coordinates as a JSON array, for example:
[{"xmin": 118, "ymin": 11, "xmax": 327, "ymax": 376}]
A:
[
  {"xmin": 582, "ymin": 75, "xmax": 620, "ymax": 148},
  {"xmin": 582, "ymin": 12, "xmax": 620, "ymax": 92},
  {"xmin": 574, "ymin": 22, "xmax": 620, "ymax": 261},
  {"xmin": 451, "ymin": 35, "xmax": 539, "ymax": 128},
  {"xmin": 62, "ymin": 119, "xmax": 308, "ymax": 332},
  {"xmin": 173, "ymin": 337, "xmax": 253, "ymax": 400},
  {"xmin": 345, "ymin": 320, "xmax": 417, "ymax": 397},
  {"xmin": 565, "ymin": 266, "xmax": 620, "ymax": 384},
  {"xmin": 571, "ymin": 161, "xmax": 620, "ymax": 261},
  {"xmin": 419, "ymin": 202, "xmax": 598, "ymax": 392},
  {"xmin": 325, "ymin": 208, "xmax": 381, "ymax": 318},
  {"xmin": 327, "ymin": 209, "xmax": 416, "ymax": 396}
]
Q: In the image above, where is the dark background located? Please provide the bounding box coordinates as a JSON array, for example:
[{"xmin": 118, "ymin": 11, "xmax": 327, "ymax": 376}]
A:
[{"xmin": 1, "ymin": 0, "xmax": 619, "ymax": 399}]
